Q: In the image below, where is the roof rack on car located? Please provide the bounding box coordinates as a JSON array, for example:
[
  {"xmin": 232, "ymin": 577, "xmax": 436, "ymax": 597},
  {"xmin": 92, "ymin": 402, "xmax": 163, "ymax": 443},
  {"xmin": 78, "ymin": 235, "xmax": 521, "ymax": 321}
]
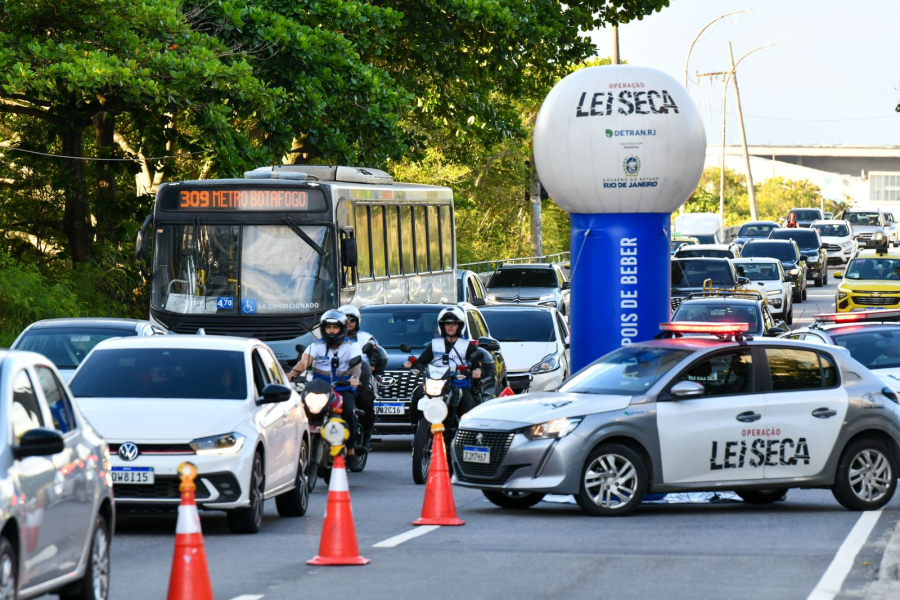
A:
[{"xmin": 656, "ymin": 321, "xmax": 751, "ymax": 342}]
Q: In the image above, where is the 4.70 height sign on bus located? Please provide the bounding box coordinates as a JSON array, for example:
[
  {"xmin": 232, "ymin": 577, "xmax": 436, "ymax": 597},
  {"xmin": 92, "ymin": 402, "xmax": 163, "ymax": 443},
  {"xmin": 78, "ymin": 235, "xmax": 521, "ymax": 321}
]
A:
[{"xmin": 160, "ymin": 186, "xmax": 327, "ymax": 212}]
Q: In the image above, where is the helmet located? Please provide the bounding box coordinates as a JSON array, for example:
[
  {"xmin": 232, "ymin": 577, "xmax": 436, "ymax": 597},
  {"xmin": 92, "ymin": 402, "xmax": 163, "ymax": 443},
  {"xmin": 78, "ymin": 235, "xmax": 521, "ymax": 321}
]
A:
[
  {"xmin": 338, "ymin": 304, "xmax": 361, "ymax": 326},
  {"xmin": 319, "ymin": 310, "xmax": 348, "ymax": 346},
  {"xmin": 437, "ymin": 307, "xmax": 466, "ymax": 338}
]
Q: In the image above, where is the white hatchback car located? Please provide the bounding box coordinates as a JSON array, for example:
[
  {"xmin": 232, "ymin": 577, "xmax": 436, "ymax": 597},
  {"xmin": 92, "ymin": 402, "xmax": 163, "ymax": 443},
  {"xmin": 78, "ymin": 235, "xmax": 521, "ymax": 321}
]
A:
[
  {"xmin": 812, "ymin": 220, "xmax": 857, "ymax": 265},
  {"xmin": 732, "ymin": 257, "xmax": 794, "ymax": 324},
  {"xmin": 69, "ymin": 336, "xmax": 310, "ymax": 533}
]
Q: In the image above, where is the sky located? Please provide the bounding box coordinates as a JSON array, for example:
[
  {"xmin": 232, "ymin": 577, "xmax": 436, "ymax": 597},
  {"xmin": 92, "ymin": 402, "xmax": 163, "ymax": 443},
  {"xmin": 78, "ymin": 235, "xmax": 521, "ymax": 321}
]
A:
[{"xmin": 588, "ymin": 0, "xmax": 900, "ymax": 147}]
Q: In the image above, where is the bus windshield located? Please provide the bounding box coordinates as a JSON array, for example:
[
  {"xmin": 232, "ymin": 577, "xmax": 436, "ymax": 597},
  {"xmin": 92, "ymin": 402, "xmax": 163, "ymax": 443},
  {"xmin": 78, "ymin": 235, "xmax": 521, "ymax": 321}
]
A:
[{"xmin": 151, "ymin": 224, "xmax": 335, "ymax": 315}]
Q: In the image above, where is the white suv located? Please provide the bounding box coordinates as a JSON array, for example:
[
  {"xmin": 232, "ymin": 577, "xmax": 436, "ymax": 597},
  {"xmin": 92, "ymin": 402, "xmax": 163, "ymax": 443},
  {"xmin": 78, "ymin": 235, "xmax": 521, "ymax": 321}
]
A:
[
  {"xmin": 812, "ymin": 219, "xmax": 857, "ymax": 265},
  {"xmin": 732, "ymin": 257, "xmax": 793, "ymax": 324},
  {"xmin": 69, "ymin": 336, "xmax": 310, "ymax": 533}
]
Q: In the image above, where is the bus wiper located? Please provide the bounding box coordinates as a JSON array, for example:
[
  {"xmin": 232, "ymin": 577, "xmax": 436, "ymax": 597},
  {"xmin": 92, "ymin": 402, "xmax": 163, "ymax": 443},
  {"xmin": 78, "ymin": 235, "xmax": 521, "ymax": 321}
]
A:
[{"xmin": 282, "ymin": 216, "xmax": 325, "ymax": 257}]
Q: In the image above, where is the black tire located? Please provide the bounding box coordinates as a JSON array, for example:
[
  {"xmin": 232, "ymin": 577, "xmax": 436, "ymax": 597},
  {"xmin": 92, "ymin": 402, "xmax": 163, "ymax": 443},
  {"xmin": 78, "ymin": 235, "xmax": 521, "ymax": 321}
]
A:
[
  {"xmin": 228, "ymin": 451, "xmax": 265, "ymax": 534},
  {"xmin": 483, "ymin": 490, "xmax": 545, "ymax": 510},
  {"xmin": 576, "ymin": 443, "xmax": 647, "ymax": 516},
  {"xmin": 814, "ymin": 271, "xmax": 823, "ymax": 287},
  {"xmin": 60, "ymin": 514, "xmax": 111, "ymax": 600},
  {"xmin": 0, "ymin": 537, "xmax": 16, "ymax": 600},
  {"xmin": 736, "ymin": 489, "xmax": 788, "ymax": 504},
  {"xmin": 412, "ymin": 417, "xmax": 432, "ymax": 485},
  {"xmin": 802, "ymin": 287, "xmax": 808, "ymax": 301},
  {"xmin": 275, "ymin": 439, "xmax": 310, "ymax": 517},
  {"xmin": 832, "ymin": 438, "xmax": 898, "ymax": 511},
  {"xmin": 823, "ymin": 269, "xmax": 829, "ymax": 285},
  {"xmin": 793, "ymin": 290, "xmax": 802, "ymax": 303},
  {"xmin": 785, "ymin": 307, "xmax": 793, "ymax": 325},
  {"xmin": 320, "ymin": 465, "xmax": 331, "ymax": 485},
  {"xmin": 349, "ymin": 451, "xmax": 368, "ymax": 473},
  {"xmin": 306, "ymin": 443, "xmax": 319, "ymax": 493}
]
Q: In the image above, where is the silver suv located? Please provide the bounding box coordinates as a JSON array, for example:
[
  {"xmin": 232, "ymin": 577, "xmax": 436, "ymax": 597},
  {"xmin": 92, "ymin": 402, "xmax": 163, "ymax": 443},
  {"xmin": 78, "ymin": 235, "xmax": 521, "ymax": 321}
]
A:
[
  {"xmin": 0, "ymin": 350, "xmax": 114, "ymax": 599},
  {"xmin": 485, "ymin": 264, "xmax": 570, "ymax": 316}
]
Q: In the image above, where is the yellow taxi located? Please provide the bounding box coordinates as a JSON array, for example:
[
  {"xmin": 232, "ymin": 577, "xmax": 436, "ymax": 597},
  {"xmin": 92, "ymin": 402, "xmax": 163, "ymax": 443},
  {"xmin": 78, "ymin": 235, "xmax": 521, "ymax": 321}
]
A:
[{"xmin": 835, "ymin": 237, "xmax": 900, "ymax": 312}]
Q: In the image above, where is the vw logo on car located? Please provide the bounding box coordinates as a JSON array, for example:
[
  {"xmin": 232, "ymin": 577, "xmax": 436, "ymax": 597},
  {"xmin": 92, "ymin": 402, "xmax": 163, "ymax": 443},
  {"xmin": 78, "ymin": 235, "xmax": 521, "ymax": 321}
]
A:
[{"xmin": 118, "ymin": 442, "xmax": 139, "ymax": 461}]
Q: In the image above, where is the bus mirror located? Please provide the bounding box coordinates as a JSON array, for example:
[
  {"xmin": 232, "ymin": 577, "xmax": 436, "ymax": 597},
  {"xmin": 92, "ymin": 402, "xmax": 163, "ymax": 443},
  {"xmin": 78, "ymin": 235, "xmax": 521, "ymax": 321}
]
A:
[
  {"xmin": 135, "ymin": 214, "xmax": 152, "ymax": 258},
  {"xmin": 341, "ymin": 237, "xmax": 358, "ymax": 268}
]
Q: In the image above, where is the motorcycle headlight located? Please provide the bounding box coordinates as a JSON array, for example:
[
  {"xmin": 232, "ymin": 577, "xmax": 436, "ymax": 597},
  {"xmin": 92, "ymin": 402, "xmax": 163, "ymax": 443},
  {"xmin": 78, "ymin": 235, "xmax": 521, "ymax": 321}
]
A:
[
  {"xmin": 523, "ymin": 417, "xmax": 582, "ymax": 440},
  {"xmin": 303, "ymin": 392, "xmax": 330, "ymax": 415},
  {"xmin": 424, "ymin": 378, "xmax": 446, "ymax": 397},
  {"xmin": 530, "ymin": 353, "xmax": 560, "ymax": 374},
  {"xmin": 189, "ymin": 433, "xmax": 245, "ymax": 456}
]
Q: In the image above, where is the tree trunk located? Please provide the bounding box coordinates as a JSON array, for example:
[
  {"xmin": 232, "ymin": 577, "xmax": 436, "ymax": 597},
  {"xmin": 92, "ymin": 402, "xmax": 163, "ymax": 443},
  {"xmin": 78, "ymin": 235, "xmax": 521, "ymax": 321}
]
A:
[
  {"xmin": 60, "ymin": 127, "xmax": 93, "ymax": 264},
  {"xmin": 529, "ymin": 154, "xmax": 543, "ymax": 257},
  {"xmin": 94, "ymin": 112, "xmax": 118, "ymax": 244}
]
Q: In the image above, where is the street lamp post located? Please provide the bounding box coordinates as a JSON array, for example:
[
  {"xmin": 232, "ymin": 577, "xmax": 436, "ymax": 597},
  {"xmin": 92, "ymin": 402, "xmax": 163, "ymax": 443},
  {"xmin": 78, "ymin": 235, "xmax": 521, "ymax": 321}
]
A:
[{"xmin": 684, "ymin": 10, "xmax": 753, "ymax": 88}]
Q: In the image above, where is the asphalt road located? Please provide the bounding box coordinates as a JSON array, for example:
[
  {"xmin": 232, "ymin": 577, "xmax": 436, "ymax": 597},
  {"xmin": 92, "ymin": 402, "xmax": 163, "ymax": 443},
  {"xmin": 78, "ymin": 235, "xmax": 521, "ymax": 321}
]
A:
[{"xmin": 43, "ymin": 265, "xmax": 900, "ymax": 600}]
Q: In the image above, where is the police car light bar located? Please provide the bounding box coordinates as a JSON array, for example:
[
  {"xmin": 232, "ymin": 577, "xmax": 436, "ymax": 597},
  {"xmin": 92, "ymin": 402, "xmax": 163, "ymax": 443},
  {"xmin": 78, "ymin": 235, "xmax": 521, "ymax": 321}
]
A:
[
  {"xmin": 814, "ymin": 309, "xmax": 900, "ymax": 323},
  {"xmin": 660, "ymin": 322, "xmax": 751, "ymax": 334}
]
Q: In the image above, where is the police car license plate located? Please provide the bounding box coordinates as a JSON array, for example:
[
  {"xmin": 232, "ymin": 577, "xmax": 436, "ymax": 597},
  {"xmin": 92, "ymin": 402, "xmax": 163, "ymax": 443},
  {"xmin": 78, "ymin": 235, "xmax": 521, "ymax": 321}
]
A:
[
  {"xmin": 462, "ymin": 446, "xmax": 490, "ymax": 464},
  {"xmin": 374, "ymin": 402, "xmax": 404, "ymax": 415},
  {"xmin": 111, "ymin": 467, "xmax": 154, "ymax": 485}
]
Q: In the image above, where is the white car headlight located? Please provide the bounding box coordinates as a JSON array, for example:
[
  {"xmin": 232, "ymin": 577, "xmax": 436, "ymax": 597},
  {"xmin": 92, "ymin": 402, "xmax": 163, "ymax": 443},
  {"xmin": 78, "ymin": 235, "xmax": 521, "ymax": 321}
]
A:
[
  {"xmin": 523, "ymin": 417, "xmax": 582, "ymax": 440},
  {"xmin": 189, "ymin": 433, "xmax": 245, "ymax": 456},
  {"xmin": 304, "ymin": 392, "xmax": 330, "ymax": 415},
  {"xmin": 424, "ymin": 378, "xmax": 446, "ymax": 397},
  {"xmin": 530, "ymin": 353, "xmax": 560, "ymax": 374},
  {"xmin": 538, "ymin": 294, "xmax": 556, "ymax": 301},
  {"xmin": 789, "ymin": 268, "xmax": 800, "ymax": 275}
]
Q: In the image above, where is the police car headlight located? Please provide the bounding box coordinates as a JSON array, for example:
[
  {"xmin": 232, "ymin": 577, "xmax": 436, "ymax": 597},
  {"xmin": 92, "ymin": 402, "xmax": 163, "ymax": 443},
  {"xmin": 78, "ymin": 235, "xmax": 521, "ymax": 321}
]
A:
[
  {"xmin": 303, "ymin": 392, "xmax": 330, "ymax": 415},
  {"xmin": 523, "ymin": 417, "xmax": 582, "ymax": 440},
  {"xmin": 530, "ymin": 353, "xmax": 560, "ymax": 374},
  {"xmin": 424, "ymin": 378, "xmax": 446, "ymax": 397},
  {"xmin": 189, "ymin": 433, "xmax": 245, "ymax": 456}
]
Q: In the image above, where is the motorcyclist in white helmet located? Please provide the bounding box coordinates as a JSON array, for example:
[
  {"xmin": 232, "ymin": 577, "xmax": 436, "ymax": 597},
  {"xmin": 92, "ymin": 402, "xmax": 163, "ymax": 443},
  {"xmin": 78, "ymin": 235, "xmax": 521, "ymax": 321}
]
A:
[{"xmin": 339, "ymin": 304, "xmax": 378, "ymax": 455}]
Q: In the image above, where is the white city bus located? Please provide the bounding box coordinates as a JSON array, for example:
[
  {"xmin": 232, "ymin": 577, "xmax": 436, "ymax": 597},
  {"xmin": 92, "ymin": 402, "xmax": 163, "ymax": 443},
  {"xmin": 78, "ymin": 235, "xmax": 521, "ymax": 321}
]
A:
[{"xmin": 138, "ymin": 165, "xmax": 456, "ymax": 360}]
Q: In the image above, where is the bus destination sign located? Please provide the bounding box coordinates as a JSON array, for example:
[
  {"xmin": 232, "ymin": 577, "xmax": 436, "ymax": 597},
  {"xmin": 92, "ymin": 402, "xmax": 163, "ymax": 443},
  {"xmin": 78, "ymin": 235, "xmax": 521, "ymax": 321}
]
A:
[{"xmin": 161, "ymin": 187, "xmax": 327, "ymax": 212}]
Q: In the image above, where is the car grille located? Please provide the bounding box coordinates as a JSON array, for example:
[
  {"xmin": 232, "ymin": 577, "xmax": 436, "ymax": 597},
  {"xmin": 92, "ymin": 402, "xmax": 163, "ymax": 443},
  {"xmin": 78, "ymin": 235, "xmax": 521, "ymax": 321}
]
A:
[
  {"xmin": 507, "ymin": 373, "xmax": 532, "ymax": 393},
  {"xmin": 380, "ymin": 370, "xmax": 423, "ymax": 401},
  {"xmin": 856, "ymin": 232, "xmax": 874, "ymax": 240},
  {"xmin": 115, "ymin": 476, "xmax": 211, "ymax": 500},
  {"xmin": 825, "ymin": 244, "xmax": 842, "ymax": 252},
  {"xmin": 172, "ymin": 321, "xmax": 307, "ymax": 341},
  {"xmin": 855, "ymin": 296, "xmax": 900, "ymax": 306},
  {"xmin": 454, "ymin": 430, "xmax": 515, "ymax": 478},
  {"xmin": 109, "ymin": 443, "xmax": 194, "ymax": 456},
  {"xmin": 495, "ymin": 295, "xmax": 542, "ymax": 303}
]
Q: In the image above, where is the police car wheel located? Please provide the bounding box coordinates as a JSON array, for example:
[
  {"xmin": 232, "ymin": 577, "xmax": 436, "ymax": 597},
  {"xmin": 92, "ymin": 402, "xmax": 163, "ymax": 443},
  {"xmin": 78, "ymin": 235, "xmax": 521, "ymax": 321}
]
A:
[
  {"xmin": 576, "ymin": 444, "xmax": 647, "ymax": 516},
  {"xmin": 736, "ymin": 489, "xmax": 787, "ymax": 504},
  {"xmin": 482, "ymin": 490, "xmax": 545, "ymax": 510},
  {"xmin": 832, "ymin": 439, "xmax": 898, "ymax": 511}
]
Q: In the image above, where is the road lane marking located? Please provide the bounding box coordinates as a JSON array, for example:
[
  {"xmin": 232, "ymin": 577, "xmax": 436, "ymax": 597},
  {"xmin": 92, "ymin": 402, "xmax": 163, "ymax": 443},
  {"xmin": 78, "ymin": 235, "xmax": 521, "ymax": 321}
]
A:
[
  {"xmin": 373, "ymin": 525, "xmax": 440, "ymax": 548},
  {"xmin": 228, "ymin": 596, "xmax": 264, "ymax": 600},
  {"xmin": 806, "ymin": 509, "xmax": 882, "ymax": 600}
]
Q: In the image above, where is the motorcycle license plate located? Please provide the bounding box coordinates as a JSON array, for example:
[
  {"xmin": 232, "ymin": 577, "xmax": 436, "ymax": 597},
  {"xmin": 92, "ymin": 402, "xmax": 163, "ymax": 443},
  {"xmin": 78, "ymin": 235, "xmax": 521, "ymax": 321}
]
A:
[
  {"xmin": 111, "ymin": 467, "xmax": 154, "ymax": 484},
  {"xmin": 462, "ymin": 446, "xmax": 490, "ymax": 464},
  {"xmin": 374, "ymin": 402, "xmax": 404, "ymax": 415}
]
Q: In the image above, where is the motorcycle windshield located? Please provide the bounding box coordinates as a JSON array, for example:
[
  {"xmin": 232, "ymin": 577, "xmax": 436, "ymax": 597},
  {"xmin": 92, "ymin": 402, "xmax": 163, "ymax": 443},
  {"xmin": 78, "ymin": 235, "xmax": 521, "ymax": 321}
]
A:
[{"xmin": 426, "ymin": 363, "xmax": 451, "ymax": 379}]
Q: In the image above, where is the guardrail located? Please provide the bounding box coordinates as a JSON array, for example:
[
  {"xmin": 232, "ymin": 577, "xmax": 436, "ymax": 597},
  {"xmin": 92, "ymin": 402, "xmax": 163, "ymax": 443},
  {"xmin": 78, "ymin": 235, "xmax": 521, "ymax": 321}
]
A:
[{"xmin": 458, "ymin": 252, "xmax": 570, "ymax": 275}]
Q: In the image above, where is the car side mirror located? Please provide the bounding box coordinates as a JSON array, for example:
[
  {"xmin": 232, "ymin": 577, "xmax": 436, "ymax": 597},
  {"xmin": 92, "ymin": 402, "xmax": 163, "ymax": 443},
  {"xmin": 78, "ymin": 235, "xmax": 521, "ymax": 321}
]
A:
[
  {"xmin": 340, "ymin": 237, "xmax": 358, "ymax": 268},
  {"xmin": 399, "ymin": 343, "xmax": 412, "ymax": 353},
  {"xmin": 737, "ymin": 277, "xmax": 750, "ymax": 285},
  {"xmin": 797, "ymin": 256, "xmax": 807, "ymax": 263},
  {"xmin": 471, "ymin": 298, "xmax": 486, "ymax": 307},
  {"xmin": 834, "ymin": 272, "xmax": 843, "ymax": 279},
  {"xmin": 820, "ymin": 244, "xmax": 828, "ymax": 250},
  {"xmin": 783, "ymin": 275, "xmax": 792, "ymax": 282},
  {"xmin": 134, "ymin": 214, "xmax": 152, "ymax": 259},
  {"xmin": 477, "ymin": 336, "xmax": 501, "ymax": 352},
  {"xmin": 564, "ymin": 335, "xmax": 570, "ymax": 349},
  {"xmin": 561, "ymin": 281, "xmax": 570, "ymax": 290},
  {"xmin": 766, "ymin": 326, "xmax": 787, "ymax": 337},
  {"xmin": 13, "ymin": 428, "xmax": 65, "ymax": 460},
  {"xmin": 257, "ymin": 383, "xmax": 293, "ymax": 405},
  {"xmin": 670, "ymin": 380, "xmax": 705, "ymax": 399}
]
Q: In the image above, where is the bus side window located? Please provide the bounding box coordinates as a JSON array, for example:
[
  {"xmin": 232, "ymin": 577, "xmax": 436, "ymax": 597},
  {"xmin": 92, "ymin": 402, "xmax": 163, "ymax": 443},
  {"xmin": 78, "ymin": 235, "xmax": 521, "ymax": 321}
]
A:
[
  {"xmin": 385, "ymin": 205, "xmax": 401, "ymax": 276},
  {"xmin": 440, "ymin": 205, "xmax": 453, "ymax": 271},
  {"xmin": 355, "ymin": 204, "xmax": 372, "ymax": 280},
  {"xmin": 371, "ymin": 205, "xmax": 387, "ymax": 278},
  {"xmin": 414, "ymin": 206, "xmax": 428, "ymax": 272},
  {"xmin": 400, "ymin": 206, "xmax": 414, "ymax": 275},
  {"xmin": 427, "ymin": 206, "xmax": 440, "ymax": 273}
]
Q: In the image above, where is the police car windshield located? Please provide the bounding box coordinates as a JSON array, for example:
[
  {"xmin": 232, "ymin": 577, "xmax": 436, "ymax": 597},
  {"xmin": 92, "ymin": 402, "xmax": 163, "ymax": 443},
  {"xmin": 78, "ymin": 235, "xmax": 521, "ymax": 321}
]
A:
[
  {"xmin": 845, "ymin": 212, "xmax": 882, "ymax": 226},
  {"xmin": 813, "ymin": 224, "xmax": 850, "ymax": 237},
  {"xmin": 831, "ymin": 328, "xmax": 900, "ymax": 369},
  {"xmin": 359, "ymin": 307, "xmax": 442, "ymax": 349},
  {"xmin": 845, "ymin": 258, "xmax": 900, "ymax": 281},
  {"xmin": 738, "ymin": 224, "xmax": 776, "ymax": 237},
  {"xmin": 671, "ymin": 260, "xmax": 734, "ymax": 287},
  {"xmin": 771, "ymin": 229, "xmax": 819, "ymax": 250},
  {"xmin": 740, "ymin": 242, "xmax": 796, "ymax": 262},
  {"xmin": 734, "ymin": 262, "xmax": 780, "ymax": 281},
  {"xmin": 560, "ymin": 347, "xmax": 691, "ymax": 395},
  {"xmin": 672, "ymin": 302, "xmax": 760, "ymax": 331},
  {"xmin": 14, "ymin": 327, "xmax": 138, "ymax": 369},
  {"xmin": 488, "ymin": 268, "xmax": 557, "ymax": 288},
  {"xmin": 69, "ymin": 349, "xmax": 248, "ymax": 399}
]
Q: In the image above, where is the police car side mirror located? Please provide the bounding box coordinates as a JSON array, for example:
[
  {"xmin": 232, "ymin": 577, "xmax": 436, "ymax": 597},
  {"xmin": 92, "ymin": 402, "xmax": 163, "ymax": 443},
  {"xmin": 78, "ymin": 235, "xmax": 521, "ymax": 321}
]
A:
[{"xmin": 670, "ymin": 381, "xmax": 705, "ymax": 399}]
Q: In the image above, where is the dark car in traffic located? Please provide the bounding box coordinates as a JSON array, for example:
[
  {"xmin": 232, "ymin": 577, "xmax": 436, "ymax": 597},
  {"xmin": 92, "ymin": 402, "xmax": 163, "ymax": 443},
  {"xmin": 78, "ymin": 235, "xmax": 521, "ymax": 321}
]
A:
[
  {"xmin": 787, "ymin": 207, "xmax": 824, "ymax": 228},
  {"xmin": 671, "ymin": 294, "xmax": 789, "ymax": 338},
  {"xmin": 770, "ymin": 228, "xmax": 829, "ymax": 287},
  {"xmin": 360, "ymin": 303, "xmax": 507, "ymax": 434},
  {"xmin": 740, "ymin": 239, "xmax": 808, "ymax": 302},
  {"xmin": 670, "ymin": 258, "xmax": 749, "ymax": 312},
  {"xmin": 734, "ymin": 221, "xmax": 780, "ymax": 248}
]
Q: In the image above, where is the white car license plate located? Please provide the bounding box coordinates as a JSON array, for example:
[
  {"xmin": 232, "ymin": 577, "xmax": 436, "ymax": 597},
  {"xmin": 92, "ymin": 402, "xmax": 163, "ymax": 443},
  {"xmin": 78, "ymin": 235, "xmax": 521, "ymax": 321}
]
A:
[
  {"xmin": 374, "ymin": 402, "xmax": 404, "ymax": 415},
  {"xmin": 111, "ymin": 467, "xmax": 154, "ymax": 484},
  {"xmin": 462, "ymin": 445, "xmax": 491, "ymax": 464}
]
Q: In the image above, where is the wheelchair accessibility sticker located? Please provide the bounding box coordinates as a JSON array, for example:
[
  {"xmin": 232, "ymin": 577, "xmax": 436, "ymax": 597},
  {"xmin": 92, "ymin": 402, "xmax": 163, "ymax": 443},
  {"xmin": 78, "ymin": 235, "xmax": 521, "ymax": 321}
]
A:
[{"xmin": 241, "ymin": 299, "xmax": 257, "ymax": 314}]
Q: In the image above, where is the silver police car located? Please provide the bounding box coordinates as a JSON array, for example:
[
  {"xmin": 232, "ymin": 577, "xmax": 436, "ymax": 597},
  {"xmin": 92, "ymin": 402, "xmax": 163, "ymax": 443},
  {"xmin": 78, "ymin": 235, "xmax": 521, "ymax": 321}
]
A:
[{"xmin": 452, "ymin": 322, "xmax": 900, "ymax": 516}]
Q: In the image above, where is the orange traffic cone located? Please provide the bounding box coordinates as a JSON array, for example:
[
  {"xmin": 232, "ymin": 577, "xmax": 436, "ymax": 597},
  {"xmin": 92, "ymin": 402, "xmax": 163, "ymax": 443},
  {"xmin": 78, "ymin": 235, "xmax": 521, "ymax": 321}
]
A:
[
  {"xmin": 167, "ymin": 463, "xmax": 213, "ymax": 600},
  {"xmin": 308, "ymin": 454, "xmax": 370, "ymax": 566},
  {"xmin": 413, "ymin": 425, "xmax": 465, "ymax": 526},
  {"xmin": 499, "ymin": 386, "xmax": 515, "ymax": 397}
]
